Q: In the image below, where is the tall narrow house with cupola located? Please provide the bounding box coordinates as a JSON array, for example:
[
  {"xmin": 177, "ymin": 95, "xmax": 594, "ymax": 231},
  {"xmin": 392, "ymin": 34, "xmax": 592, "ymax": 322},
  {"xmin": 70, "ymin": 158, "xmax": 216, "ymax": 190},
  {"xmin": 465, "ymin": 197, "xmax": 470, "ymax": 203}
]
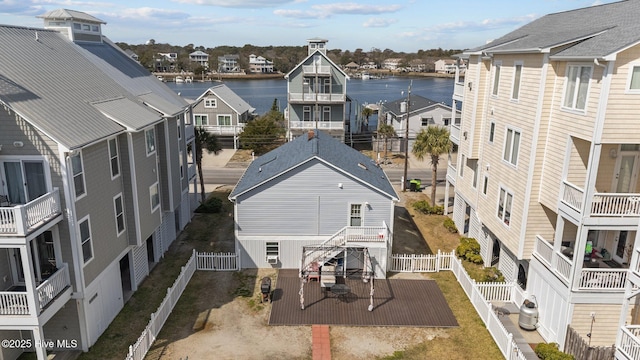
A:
[
  {"xmin": 285, "ymin": 38, "xmax": 350, "ymax": 142},
  {"xmin": 445, "ymin": 1, "xmax": 640, "ymax": 353},
  {"xmin": 0, "ymin": 9, "xmax": 197, "ymax": 360}
]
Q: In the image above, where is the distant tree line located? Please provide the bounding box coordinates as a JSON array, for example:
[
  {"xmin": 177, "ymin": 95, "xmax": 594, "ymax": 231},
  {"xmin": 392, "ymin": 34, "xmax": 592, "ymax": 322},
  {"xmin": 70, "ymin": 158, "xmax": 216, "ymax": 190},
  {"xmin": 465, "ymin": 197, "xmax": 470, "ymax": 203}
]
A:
[{"xmin": 115, "ymin": 40, "xmax": 463, "ymax": 74}]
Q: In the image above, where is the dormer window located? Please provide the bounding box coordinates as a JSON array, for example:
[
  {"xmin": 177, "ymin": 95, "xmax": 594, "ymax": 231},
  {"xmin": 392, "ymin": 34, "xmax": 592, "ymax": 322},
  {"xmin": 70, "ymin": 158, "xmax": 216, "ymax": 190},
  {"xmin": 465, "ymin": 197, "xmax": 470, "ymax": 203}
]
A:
[{"xmin": 74, "ymin": 23, "xmax": 81, "ymax": 30}]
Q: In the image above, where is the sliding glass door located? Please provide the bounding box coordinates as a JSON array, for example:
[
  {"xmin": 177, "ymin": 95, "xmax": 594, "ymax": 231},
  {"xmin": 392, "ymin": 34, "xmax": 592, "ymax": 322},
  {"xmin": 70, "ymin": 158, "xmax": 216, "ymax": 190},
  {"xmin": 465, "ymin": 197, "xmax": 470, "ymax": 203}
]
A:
[{"xmin": 2, "ymin": 159, "xmax": 47, "ymax": 204}]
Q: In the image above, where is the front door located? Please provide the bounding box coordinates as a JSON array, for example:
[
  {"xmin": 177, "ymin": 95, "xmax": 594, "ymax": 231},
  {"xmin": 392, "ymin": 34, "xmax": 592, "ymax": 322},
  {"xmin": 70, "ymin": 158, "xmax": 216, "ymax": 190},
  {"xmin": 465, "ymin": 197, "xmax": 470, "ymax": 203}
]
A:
[
  {"xmin": 2, "ymin": 160, "xmax": 47, "ymax": 204},
  {"xmin": 613, "ymin": 148, "xmax": 640, "ymax": 193},
  {"xmin": 614, "ymin": 231, "xmax": 631, "ymax": 264}
]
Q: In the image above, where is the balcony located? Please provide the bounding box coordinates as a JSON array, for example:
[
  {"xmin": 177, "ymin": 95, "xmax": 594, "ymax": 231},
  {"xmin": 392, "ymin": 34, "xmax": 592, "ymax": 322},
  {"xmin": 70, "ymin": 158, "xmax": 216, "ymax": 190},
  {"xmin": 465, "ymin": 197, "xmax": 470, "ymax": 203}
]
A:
[
  {"xmin": 188, "ymin": 162, "xmax": 196, "ymax": 180},
  {"xmin": 450, "ymin": 124, "xmax": 460, "ymax": 143},
  {"xmin": 617, "ymin": 326, "xmax": 640, "ymax": 360},
  {"xmin": 560, "ymin": 181, "xmax": 640, "ymax": 223},
  {"xmin": 290, "ymin": 121, "xmax": 345, "ymax": 130},
  {"xmin": 534, "ymin": 235, "xmax": 627, "ymax": 291},
  {"xmin": 453, "ymin": 82, "xmax": 464, "ymax": 101},
  {"xmin": 446, "ymin": 163, "xmax": 457, "ymax": 185},
  {"xmin": 0, "ymin": 263, "xmax": 70, "ymax": 316},
  {"xmin": 185, "ymin": 123, "xmax": 195, "ymax": 140},
  {"xmin": 0, "ymin": 189, "xmax": 62, "ymax": 237},
  {"xmin": 302, "ymin": 65, "xmax": 331, "ymax": 75},
  {"xmin": 198, "ymin": 124, "xmax": 244, "ymax": 136},
  {"xmin": 288, "ymin": 93, "xmax": 346, "ymax": 103}
]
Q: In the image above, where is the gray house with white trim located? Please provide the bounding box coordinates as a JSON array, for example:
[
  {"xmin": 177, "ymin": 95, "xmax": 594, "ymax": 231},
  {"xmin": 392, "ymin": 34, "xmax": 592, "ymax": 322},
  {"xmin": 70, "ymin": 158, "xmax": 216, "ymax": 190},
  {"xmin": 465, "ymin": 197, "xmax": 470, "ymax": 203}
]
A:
[
  {"xmin": 0, "ymin": 9, "xmax": 196, "ymax": 360},
  {"xmin": 229, "ymin": 130, "xmax": 398, "ymax": 279}
]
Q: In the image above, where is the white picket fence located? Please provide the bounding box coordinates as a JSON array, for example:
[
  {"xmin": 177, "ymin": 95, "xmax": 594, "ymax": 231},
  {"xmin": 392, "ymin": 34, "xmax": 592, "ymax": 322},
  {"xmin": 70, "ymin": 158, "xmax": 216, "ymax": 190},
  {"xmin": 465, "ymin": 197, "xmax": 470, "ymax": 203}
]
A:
[
  {"xmin": 196, "ymin": 252, "xmax": 238, "ymax": 271},
  {"xmin": 391, "ymin": 252, "xmax": 527, "ymax": 360},
  {"xmin": 125, "ymin": 250, "xmax": 197, "ymax": 360}
]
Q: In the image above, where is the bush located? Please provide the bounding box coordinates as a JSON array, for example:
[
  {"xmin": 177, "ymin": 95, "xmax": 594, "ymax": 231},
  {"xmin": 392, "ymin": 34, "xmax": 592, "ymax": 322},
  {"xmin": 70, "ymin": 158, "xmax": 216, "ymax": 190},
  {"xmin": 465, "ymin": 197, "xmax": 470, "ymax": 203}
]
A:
[
  {"xmin": 479, "ymin": 267, "xmax": 504, "ymax": 282},
  {"xmin": 443, "ymin": 218, "xmax": 458, "ymax": 233},
  {"xmin": 456, "ymin": 237, "xmax": 483, "ymax": 264},
  {"xmin": 534, "ymin": 343, "xmax": 574, "ymax": 360},
  {"xmin": 195, "ymin": 197, "xmax": 223, "ymax": 213},
  {"xmin": 412, "ymin": 200, "xmax": 444, "ymax": 215}
]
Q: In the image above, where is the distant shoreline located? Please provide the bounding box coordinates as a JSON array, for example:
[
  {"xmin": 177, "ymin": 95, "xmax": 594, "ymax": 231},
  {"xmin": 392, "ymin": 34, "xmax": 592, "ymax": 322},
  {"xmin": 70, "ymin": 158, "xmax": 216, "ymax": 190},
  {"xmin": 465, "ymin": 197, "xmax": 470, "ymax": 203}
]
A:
[{"xmin": 153, "ymin": 70, "xmax": 457, "ymax": 82}]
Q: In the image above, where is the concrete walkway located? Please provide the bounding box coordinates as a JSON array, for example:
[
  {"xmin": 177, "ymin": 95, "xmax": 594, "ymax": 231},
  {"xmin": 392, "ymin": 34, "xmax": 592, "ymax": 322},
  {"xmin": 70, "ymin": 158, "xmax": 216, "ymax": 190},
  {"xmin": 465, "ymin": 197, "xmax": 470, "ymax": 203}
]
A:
[{"xmin": 493, "ymin": 302, "xmax": 544, "ymax": 359}]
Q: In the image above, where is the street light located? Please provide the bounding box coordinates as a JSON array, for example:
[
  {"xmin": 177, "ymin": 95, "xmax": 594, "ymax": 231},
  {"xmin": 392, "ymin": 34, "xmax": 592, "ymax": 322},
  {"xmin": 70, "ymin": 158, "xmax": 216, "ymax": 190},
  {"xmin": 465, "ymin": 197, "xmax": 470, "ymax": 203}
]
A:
[{"xmin": 402, "ymin": 81, "xmax": 412, "ymax": 192}]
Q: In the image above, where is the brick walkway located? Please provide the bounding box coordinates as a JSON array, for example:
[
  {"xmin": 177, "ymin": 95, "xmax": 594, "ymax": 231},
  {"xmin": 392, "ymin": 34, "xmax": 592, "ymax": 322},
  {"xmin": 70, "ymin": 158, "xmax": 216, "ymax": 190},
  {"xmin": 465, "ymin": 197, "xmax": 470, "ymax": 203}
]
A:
[{"xmin": 312, "ymin": 325, "xmax": 331, "ymax": 360}]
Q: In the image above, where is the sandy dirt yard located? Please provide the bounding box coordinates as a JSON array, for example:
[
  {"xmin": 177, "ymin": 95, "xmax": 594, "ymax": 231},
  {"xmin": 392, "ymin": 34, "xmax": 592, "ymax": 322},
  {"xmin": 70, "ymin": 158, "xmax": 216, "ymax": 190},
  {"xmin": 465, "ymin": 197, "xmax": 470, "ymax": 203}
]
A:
[{"xmin": 145, "ymin": 185, "xmax": 452, "ymax": 360}]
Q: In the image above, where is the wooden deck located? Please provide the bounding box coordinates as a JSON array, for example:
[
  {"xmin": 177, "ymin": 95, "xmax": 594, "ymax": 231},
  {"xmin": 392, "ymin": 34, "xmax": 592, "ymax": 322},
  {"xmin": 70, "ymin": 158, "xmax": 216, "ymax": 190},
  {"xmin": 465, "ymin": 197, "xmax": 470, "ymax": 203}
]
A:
[{"xmin": 269, "ymin": 270, "xmax": 458, "ymax": 327}]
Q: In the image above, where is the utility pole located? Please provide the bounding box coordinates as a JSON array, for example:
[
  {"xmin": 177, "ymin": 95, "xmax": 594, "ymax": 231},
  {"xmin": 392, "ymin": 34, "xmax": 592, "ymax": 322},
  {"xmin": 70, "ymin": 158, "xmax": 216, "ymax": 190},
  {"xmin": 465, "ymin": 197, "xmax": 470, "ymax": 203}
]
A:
[{"xmin": 402, "ymin": 81, "xmax": 412, "ymax": 192}]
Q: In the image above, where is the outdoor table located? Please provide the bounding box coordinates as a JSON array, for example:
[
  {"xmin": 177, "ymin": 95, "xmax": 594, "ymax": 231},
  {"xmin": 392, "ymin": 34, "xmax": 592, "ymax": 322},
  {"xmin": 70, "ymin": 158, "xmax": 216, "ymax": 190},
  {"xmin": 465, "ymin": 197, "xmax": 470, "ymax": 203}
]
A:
[{"xmin": 330, "ymin": 284, "xmax": 350, "ymax": 302}]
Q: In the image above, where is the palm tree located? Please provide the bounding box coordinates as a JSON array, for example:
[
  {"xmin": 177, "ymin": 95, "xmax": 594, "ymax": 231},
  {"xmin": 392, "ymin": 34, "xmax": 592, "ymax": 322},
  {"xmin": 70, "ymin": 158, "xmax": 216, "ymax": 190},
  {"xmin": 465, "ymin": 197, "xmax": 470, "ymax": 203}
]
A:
[
  {"xmin": 377, "ymin": 123, "xmax": 397, "ymax": 163},
  {"xmin": 193, "ymin": 127, "xmax": 222, "ymax": 203},
  {"xmin": 412, "ymin": 126, "xmax": 451, "ymax": 207},
  {"xmin": 361, "ymin": 106, "xmax": 374, "ymax": 130}
]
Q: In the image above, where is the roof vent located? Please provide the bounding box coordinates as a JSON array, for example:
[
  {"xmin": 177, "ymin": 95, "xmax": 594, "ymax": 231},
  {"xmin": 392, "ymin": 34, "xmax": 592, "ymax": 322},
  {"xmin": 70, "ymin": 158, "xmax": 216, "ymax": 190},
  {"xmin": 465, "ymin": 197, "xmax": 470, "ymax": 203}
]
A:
[
  {"xmin": 358, "ymin": 163, "xmax": 367, "ymax": 170},
  {"xmin": 308, "ymin": 130, "xmax": 315, "ymax": 140}
]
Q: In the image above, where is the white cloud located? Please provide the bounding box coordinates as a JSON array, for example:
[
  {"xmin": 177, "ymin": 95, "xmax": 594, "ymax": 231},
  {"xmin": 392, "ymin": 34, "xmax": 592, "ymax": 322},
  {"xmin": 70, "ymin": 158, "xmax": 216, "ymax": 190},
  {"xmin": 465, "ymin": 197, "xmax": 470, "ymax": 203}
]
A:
[
  {"xmin": 273, "ymin": 9, "xmax": 325, "ymax": 19},
  {"xmin": 171, "ymin": 0, "xmax": 294, "ymax": 8},
  {"xmin": 362, "ymin": 17, "xmax": 396, "ymax": 28},
  {"xmin": 311, "ymin": 2, "xmax": 402, "ymax": 15}
]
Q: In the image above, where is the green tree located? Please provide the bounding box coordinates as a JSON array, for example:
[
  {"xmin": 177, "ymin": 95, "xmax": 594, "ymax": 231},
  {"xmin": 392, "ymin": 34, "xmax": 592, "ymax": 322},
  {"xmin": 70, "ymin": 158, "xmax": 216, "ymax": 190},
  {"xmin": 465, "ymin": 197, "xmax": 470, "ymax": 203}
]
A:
[
  {"xmin": 193, "ymin": 127, "xmax": 222, "ymax": 203},
  {"xmin": 239, "ymin": 112, "xmax": 285, "ymax": 155},
  {"xmin": 377, "ymin": 123, "xmax": 397, "ymax": 163},
  {"xmin": 412, "ymin": 126, "xmax": 451, "ymax": 206},
  {"xmin": 361, "ymin": 106, "xmax": 373, "ymax": 130}
]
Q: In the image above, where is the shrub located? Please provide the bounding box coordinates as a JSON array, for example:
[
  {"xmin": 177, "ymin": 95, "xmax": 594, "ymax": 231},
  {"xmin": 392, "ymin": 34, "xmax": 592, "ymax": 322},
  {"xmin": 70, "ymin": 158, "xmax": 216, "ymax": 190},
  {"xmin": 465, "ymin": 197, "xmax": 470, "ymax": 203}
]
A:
[
  {"xmin": 412, "ymin": 200, "xmax": 444, "ymax": 215},
  {"xmin": 534, "ymin": 343, "xmax": 574, "ymax": 360},
  {"xmin": 479, "ymin": 267, "xmax": 504, "ymax": 282},
  {"xmin": 443, "ymin": 218, "xmax": 458, "ymax": 233},
  {"xmin": 195, "ymin": 197, "xmax": 223, "ymax": 213},
  {"xmin": 456, "ymin": 237, "xmax": 483, "ymax": 264}
]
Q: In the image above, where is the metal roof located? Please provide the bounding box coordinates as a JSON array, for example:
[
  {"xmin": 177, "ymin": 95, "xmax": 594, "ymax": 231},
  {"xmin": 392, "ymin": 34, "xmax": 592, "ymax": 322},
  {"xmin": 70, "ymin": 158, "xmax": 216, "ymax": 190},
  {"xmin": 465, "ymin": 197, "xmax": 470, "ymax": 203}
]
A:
[
  {"xmin": 0, "ymin": 19, "xmax": 187, "ymax": 149},
  {"xmin": 469, "ymin": 0, "xmax": 640, "ymax": 59},
  {"xmin": 384, "ymin": 94, "xmax": 451, "ymax": 117},
  {"xmin": 194, "ymin": 84, "xmax": 256, "ymax": 115},
  {"xmin": 229, "ymin": 130, "xmax": 398, "ymax": 201},
  {"xmin": 92, "ymin": 97, "xmax": 162, "ymax": 131},
  {"xmin": 37, "ymin": 9, "xmax": 106, "ymax": 24}
]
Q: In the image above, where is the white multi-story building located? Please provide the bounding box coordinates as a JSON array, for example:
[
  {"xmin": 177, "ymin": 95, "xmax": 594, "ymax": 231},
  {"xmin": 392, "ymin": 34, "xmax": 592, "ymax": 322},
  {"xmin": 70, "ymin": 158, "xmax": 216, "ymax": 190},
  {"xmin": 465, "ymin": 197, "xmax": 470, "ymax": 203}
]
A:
[
  {"xmin": 446, "ymin": 1, "xmax": 640, "ymax": 353},
  {"xmin": 248, "ymin": 54, "xmax": 274, "ymax": 73}
]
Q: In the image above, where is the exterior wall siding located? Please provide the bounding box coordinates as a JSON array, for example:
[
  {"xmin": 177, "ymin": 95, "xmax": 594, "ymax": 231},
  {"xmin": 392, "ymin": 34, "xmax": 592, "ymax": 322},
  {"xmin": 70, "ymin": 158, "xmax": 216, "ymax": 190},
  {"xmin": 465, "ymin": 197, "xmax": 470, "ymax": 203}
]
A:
[
  {"xmin": 571, "ymin": 303, "xmax": 628, "ymax": 347},
  {"xmin": 235, "ymin": 160, "xmax": 393, "ymax": 236},
  {"xmin": 602, "ymin": 45, "xmax": 640, "ymax": 142},
  {"xmin": 74, "ymin": 140, "xmax": 129, "ymax": 286},
  {"xmin": 192, "ymin": 95, "xmax": 242, "ymax": 126},
  {"xmin": 131, "ymin": 130, "xmax": 162, "ymax": 242},
  {"xmin": 132, "ymin": 243, "xmax": 149, "ymax": 287}
]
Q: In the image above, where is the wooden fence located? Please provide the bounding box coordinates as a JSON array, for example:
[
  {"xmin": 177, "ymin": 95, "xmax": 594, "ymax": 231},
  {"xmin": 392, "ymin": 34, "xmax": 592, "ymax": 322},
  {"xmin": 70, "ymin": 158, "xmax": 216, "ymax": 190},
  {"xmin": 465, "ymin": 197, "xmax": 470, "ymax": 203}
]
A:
[{"xmin": 564, "ymin": 326, "xmax": 615, "ymax": 360}]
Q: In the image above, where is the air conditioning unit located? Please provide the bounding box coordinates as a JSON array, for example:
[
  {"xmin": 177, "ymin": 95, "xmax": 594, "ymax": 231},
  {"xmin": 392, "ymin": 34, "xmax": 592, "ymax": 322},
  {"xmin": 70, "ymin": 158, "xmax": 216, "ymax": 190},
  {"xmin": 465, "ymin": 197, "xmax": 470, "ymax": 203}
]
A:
[{"xmin": 267, "ymin": 255, "xmax": 278, "ymax": 264}]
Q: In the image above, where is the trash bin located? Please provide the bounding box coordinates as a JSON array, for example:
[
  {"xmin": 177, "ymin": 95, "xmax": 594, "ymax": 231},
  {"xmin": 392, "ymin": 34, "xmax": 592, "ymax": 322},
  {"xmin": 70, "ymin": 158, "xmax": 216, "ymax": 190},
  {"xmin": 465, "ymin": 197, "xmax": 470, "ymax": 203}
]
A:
[
  {"xmin": 518, "ymin": 299, "xmax": 538, "ymax": 330},
  {"xmin": 409, "ymin": 179, "xmax": 421, "ymax": 192}
]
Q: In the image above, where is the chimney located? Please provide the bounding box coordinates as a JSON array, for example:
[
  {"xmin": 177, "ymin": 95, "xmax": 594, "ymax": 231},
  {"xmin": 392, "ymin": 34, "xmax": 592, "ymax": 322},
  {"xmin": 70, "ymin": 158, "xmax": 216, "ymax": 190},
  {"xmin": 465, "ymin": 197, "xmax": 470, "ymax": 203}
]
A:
[{"xmin": 308, "ymin": 130, "xmax": 315, "ymax": 140}]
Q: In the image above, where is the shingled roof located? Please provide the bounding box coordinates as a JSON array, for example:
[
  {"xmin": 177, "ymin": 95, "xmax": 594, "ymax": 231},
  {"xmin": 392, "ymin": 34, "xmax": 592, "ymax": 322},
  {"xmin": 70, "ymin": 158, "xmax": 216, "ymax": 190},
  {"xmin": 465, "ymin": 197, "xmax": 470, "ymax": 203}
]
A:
[
  {"xmin": 470, "ymin": 0, "xmax": 640, "ymax": 59},
  {"xmin": 229, "ymin": 130, "xmax": 398, "ymax": 201}
]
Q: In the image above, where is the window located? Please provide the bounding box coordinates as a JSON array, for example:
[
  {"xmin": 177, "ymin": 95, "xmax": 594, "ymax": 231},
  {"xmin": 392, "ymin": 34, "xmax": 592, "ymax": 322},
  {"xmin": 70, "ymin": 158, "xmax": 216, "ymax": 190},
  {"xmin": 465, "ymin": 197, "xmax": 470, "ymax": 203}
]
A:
[
  {"xmin": 472, "ymin": 160, "xmax": 478, "ymax": 189},
  {"xmin": 303, "ymin": 106, "xmax": 311, "ymax": 121},
  {"xmin": 323, "ymin": 78, "xmax": 331, "ymax": 93},
  {"xmin": 150, "ymin": 183, "xmax": 160, "ymax": 212},
  {"xmin": 204, "ymin": 98, "xmax": 217, "ymax": 108},
  {"xmin": 73, "ymin": 23, "xmax": 81, "ymax": 30},
  {"xmin": 114, "ymin": 194, "xmax": 125, "ymax": 235},
  {"xmin": 82, "ymin": 24, "xmax": 91, "ymax": 31},
  {"xmin": 109, "ymin": 138, "xmax": 120, "ymax": 178},
  {"xmin": 71, "ymin": 152, "xmax": 86, "ymax": 198},
  {"xmin": 443, "ymin": 117, "xmax": 450, "ymax": 126},
  {"xmin": 421, "ymin": 117, "xmax": 434, "ymax": 126},
  {"xmin": 180, "ymin": 150, "xmax": 184, "ymax": 179},
  {"xmin": 323, "ymin": 106, "xmax": 331, "ymax": 121},
  {"xmin": 627, "ymin": 65, "xmax": 640, "ymax": 91},
  {"xmin": 350, "ymin": 204, "xmax": 363, "ymax": 226},
  {"xmin": 91, "ymin": 25, "xmax": 99, "ymax": 32},
  {"xmin": 459, "ymin": 155, "xmax": 465, "ymax": 177},
  {"xmin": 497, "ymin": 187, "xmax": 513, "ymax": 226},
  {"xmin": 483, "ymin": 175, "xmax": 489, "ymax": 195},
  {"xmin": 503, "ymin": 128, "xmax": 521, "ymax": 166},
  {"xmin": 195, "ymin": 114, "xmax": 209, "ymax": 126},
  {"xmin": 563, "ymin": 64, "xmax": 592, "ymax": 111},
  {"xmin": 266, "ymin": 242, "xmax": 279, "ymax": 258},
  {"xmin": 512, "ymin": 62, "xmax": 522, "ymax": 100},
  {"xmin": 492, "ymin": 61, "xmax": 501, "ymax": 96},
  {"xmin": 217, "ymin": 115, "xmax": 231, "ymax": 126},
  {"xmin": 79, "ymin": 217, "xmax": 93, "ymax": 263},
  {"xmin": 489, "ymin": 122, "xmax": 496, "ymax": 143},
  {"xmin": 177, "ymin": 121, "xmax": 182, "ymax": 140},
  {"xmin": 145, "ymin": 128, "xmax": 156, "ymax": 156}
]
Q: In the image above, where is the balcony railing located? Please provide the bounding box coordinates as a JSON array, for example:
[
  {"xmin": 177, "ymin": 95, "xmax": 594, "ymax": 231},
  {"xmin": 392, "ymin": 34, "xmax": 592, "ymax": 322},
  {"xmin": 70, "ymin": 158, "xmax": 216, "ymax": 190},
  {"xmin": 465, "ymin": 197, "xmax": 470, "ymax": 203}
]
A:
[
  {"xmin": 578, "ymin": 268, "xmax": 627, "ymax": 290},
  {"xmin": 591, "ymin": 193, "xmax": 640, "ymax": 216},
  {"xmin": 290, "ymin": 121, "xmax": 345, "ymax": 130},
  {"xmin": 447, "ymin": 163, "xmax": 457, "ymax": 183},
  {"xmin": 453, "ymin": 82, "xmax": 464, "ymax": 100},
  {"xmin": 0, "ymin": 189, "xmax": 61, "ymax": 236},
  {"xmin": 199, "ymin": 124, "xmax": 245, "ymax": 136},
  {"xmin": 344, "ymin": 226, "xmax": 388, "ymax": 243},
  {"xmin": 450, "ymin": 124, "xmax": 460, "ymax": 142},
  {"xmin": 533, "ymin": 235, "xmax": 571, "ymax": 283},
  {"xmin": 561, "ymin": 181, "xmax": 584, "ymax": 211},
  {"xmin": 618, "ymin": 326, "xmax": 640, "ymax": 360},
  {"xmin": 302, "ymin": 65, "xmax": 331, "ymax": 74},
  {"xmin": 187, "ymin": 162, "xmax": 196, "ymax": 180},
  {"xmin": 288, "ymin": 93, "xmax": 346, "ymax": 102},
  {"xmin": 534, "ymin": 235, "xmax": 553, "ymax": 266},
  {"xmin": 0, "ymin": 264, "xmax": 70, "ymax": 316},
  {"xmin": 185, "ymin": 123, "xmax": 195, "ymax": 140}
]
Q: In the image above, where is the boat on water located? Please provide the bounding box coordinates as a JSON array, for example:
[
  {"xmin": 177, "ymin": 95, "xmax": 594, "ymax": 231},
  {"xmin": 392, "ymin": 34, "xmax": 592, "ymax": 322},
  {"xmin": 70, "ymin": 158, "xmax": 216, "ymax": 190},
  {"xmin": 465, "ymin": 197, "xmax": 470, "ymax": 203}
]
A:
[
  {"xmin": 156, "ymin": 75, "xmax": 164, "ymax": 82},
  {"xmin": 361, "ymin": 72, "xmax": 370, "ymax": 80},
  {"xmin": 175, "ymin": 75, "xmax": 184, "ymax": 83},
  {"xmin": 185, "ymin": 76, "xmax": 193, "ymax": 83}
]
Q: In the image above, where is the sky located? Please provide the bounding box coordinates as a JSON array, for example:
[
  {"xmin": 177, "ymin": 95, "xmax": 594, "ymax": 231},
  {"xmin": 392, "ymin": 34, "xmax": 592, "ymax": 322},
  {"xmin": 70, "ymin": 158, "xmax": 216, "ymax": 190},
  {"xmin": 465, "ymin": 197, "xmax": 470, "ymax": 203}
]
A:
[{"xmin": 0, "ymin": 0, "xmax": 620, "ymax": 52}]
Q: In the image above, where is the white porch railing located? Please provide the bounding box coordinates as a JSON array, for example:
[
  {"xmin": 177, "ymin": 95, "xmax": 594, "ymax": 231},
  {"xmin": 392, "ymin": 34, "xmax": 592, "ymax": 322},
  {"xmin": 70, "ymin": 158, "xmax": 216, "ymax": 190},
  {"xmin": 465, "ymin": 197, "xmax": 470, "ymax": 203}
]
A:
[
  {"xmin": 561, "ymin": 181, "xmax": 584, "ymax": 211},
  {"xmin": 37, "ymin": 263, "xmax": 71, "ymax": 310},
  {"xmin": 453, "ymin": 82, "xmax": 464, "ymax": 100},
  {"xmin": 591, "ymin": 193, "xmax": 640, "ymax": 217},
  {"xmin": 289, "ymin": 121, "xmax": 344, "ymax": 130},
  {"xmin": 288, "ymin": 93, "xmax": 346, "ymax": 102},
  {"xmin": 199, "ymin": 124, "xmax": 244, "ymax": 136},
  {"xmin": 0, "ymin": 291, "xmax": 29, "ymax": 315},
  {"xmin": 0, "ymin": 189, "xmax": 61, "ymax": 236},
  {"xmin": 553, "ymin": 253, "xmax": 572, "ymax": 283},
  {"xmin": 196, "ymin": 252, "xmax": 238, "ymax": 271},
  {"xmin": 185, "ymin": 123, "xmax": 195, "ymax": 140},
  {"xmin": 450, "ymin": 124, "xmax": 460, "ymax": 142},
  {"xmin": 534, "ymin": 235, "xmax": 553, "ymax": 267},
  {"xmin": 302, "ymin": 65, "xmax": 331, "ymax": 74},
  {"xmin": 578, "ymin": 268, "xmax": 627, "ymax": 290},
  {"xmin": 344, "ymin": 226, "xmax": 388, "ymax": 242},
  {"xmin": 617, "ymin": 326, "xmax": 640, "ymax": 360},
  {"xmin": 187, "ymin": 163, "xmax": 196, "ymax": 180}
]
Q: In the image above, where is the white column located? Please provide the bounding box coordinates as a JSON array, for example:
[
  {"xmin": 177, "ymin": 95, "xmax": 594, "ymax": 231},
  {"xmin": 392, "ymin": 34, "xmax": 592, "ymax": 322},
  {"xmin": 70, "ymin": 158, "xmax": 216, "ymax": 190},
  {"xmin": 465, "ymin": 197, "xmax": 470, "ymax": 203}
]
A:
[
  {"xmin": 20, "ymin": 245, "xmax": 39, "ymax": 316},
  {"xmin": 32, "ymin": 326, "xmax": 48, "ymax": 360}
]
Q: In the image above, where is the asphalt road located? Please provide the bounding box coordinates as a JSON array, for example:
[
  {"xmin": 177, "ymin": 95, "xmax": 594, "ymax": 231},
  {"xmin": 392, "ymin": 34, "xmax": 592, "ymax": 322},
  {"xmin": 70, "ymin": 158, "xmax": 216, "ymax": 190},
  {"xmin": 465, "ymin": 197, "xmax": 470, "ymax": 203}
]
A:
[{"xmin": 200, "ymin": 166, "xmax": 445, "ymax": 186}]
